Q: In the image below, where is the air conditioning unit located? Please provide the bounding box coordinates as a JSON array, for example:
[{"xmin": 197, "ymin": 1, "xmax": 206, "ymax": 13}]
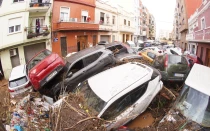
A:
[{"xmin": 10, "ymin": 49, "xmax": 17, "ymax": 57}]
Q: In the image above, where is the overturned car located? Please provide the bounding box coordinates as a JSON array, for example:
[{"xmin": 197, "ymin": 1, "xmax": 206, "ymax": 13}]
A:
[
  {"xmin": 52, "ymin": 45, "xmax": 115, "ymax": 96},
  {"xmin": 159, "ymin": 64, "xmax": 210, "ymax": 130},
  {"xmin": 75, "ymin": 62, "xmax": 163, "ymax": 130}
]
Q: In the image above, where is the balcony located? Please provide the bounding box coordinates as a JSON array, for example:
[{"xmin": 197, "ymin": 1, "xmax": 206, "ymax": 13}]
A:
[
  {"xmin": 119, "ymin": 25, "xmax": 135, "ymax": 33},
  {"xmin": 25, "ymin": 26, "xmax": 50, "ymax": 39},
  {"xmin": 99, "ymin": 22, "xmax": 116, "ymax": 31},
  {"xmin": 28, "ymin": 0, "xmax": 51, "ymax": 12},
  {"xmin": 194, "ymin": 28, "xmax": 210, "ymax": 41},
  {"xmin": 55, "ymin": 18, "xmax": 99, "ymax": 31}
]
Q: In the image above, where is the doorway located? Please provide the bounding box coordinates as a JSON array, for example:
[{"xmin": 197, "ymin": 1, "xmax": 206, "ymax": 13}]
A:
[
  {"xmin": 60, "ymin": 37, "xmax": 67, "ymax": 57},
  {"xmin": 206, "ymin": 49, "xmax": 210, "ymax": 67},
  {"xmin": 77, "ymin": 36, "xmax": 88, "ymax": 51}
]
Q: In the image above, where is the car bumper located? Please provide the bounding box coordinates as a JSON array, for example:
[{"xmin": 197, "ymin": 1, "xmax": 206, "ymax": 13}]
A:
[
  {"xmin": 40, "ymin": 65, "xmax": 64, "ymax": 88},
  {"xmin": 10, "ymin": 86, "xmax": 32, "ymax": 97},
  {"xmin": 161, "ymin": 72, "xmax": 186, "ymax": 81}
]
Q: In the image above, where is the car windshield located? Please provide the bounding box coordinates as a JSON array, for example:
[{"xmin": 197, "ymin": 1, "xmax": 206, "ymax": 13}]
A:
[
  {"xmin": 168, "ymin": 55, "xmax": 187, "ymax": 65},
  {"xmin": 175, "ymin": 84, "xmax": 210, "ymax": 127},
  {"xmin": 9, "ymin": 76, "xmax": 27, "ymax": 88},
  {"xmin": 77, "ymin": 81, "xmax": 107, "ymax": 115},
  {"xmin": 27, "ymin": 50, "xmax": 52, "ymax": 70}
]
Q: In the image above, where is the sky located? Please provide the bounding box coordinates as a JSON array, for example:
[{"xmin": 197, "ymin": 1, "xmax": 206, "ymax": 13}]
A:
[{"xmin": 141, "ymin": 0, "xmax": 176, "ymax": 37}]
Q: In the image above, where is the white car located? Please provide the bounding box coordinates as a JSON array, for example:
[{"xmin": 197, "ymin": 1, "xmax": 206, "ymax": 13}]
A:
[
  {"xmin": 159, "ymin": 64, "xmax": 210, "ymax": 130},
  {"xmin": 164, "ymin": 47, "xmax": 182, "ymax": 55},
  {"xmin": 142, "ymin": 47, "xmax": 164, "ymax": 55},
  {"xmin": 8, "ymin": 65, "xmax": 32, "ymax": 97},
  {"xmin": 76, "ymin": 62, "xmax": 163, "ymax": 130}
]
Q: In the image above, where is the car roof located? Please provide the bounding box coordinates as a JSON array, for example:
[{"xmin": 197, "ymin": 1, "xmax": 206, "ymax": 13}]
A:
[
  {"xmin": 88, "ymin": 62, "xmax": 151, "ymax": 102},
  {"xmin": 66, "ymin": 45, "xmax": 105, "ymax": 63},
  {"xmin": 104, "ymin": 42, "xmax": 122, "ymax": 48},
  {"xmin": 142, "ymin": 49, "xmax": 160, "ymax": 56},
  {"xmin": 185, "ymin": 64, "xmax": 210, "ymax": 96},
  {"xmin": 9, "ymin": 65, "xmax": 26, "ymax": 81},
  {"xmin": 115, "ymin": 53, "xmax": 142, "ymax": 60}
]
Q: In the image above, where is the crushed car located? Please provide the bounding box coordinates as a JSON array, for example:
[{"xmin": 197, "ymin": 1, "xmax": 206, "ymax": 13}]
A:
[
  {"xmin": 159, "ymin": 64, "xmax": 210, "ymax": 130},
  {"xmin": 27, "ymin": 49, "xmax": 65, "ymax": 91},
  {"xmin": 8, "ymin": 64, "xmax": 32, "ymax": 97},
  {"xmin": 139, "ymin": 49, "xmax": 161, "ymax": 64},
  {"xmin": 153, "ymin": 54, "xmax": 190, "ymax": 81},
  {"xmin": 75, "ymin": 62, "xmax": 163, "ymax": 130},
  {"xmin": 52, "ymin": 45, "xmax": 115, "ymax": 96}
]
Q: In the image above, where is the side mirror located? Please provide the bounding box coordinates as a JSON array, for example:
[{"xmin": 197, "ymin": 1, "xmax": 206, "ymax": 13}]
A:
[{"xmin": 67, "ymin": 72, "xmax": 73, "ymax": 78}]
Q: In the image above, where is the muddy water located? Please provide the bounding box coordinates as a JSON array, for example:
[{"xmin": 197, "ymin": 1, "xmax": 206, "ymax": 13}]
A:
[{"xmin": 126, "ymin": 111, "xmax": 155, "ymax": 129}]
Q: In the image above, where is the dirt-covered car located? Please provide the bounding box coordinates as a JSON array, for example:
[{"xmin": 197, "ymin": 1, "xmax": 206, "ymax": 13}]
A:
[
  {"xmin": 75, "ymin": 62, "xmax": 163, "ymax": 130},
  {"xmin": 115, "ymin": 53, "xmax": 142, "ymax": 62},
  {"xmin": 52, "ymin": 46, "xmax": 115, "ymax": 95},
  {"xmin": 153, "ymin": 54, "xmax": 190, "ymax": 81},
  {"xmin": 104, "ymin": 42, "xmax": 129, "ymax": 55},
  {"xmin": 159, "ymin": 64, "xmax": 210, "ymax": 130}
]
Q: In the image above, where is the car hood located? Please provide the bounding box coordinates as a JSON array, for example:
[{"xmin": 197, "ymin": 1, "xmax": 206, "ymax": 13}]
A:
[
  {"xmin": 29, "ymin": 53, "xmax": 58, "ymax": 75},
  {"xmin": 159, "ymin": 109, "xmax": 210, "ymax": 130}
]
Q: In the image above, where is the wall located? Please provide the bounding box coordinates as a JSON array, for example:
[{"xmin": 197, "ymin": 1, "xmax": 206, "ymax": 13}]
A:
[
  {"xmin": 197, "ymin": 4, "xmax": 210, "ymax": 30},
  {"xmin": 52, "ymin": 31, "xmax": 98, "ymax": 56},
  {"xmin": 53, "ymin": 1, "xmax": 95, "ymax": 24},
  {"xmin": 196, "ymin": 43, "xmax": 210, "ymax": 65},
  {"xmin": 185, "ymin": 0, "xmax": 202, "ymax": 19},
  {"xmin": 0, "ymin": 12, "xmax": 29, "ymax": 48}
]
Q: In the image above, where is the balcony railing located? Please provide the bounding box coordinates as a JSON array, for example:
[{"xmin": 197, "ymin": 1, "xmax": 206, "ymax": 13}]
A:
[
  {"xmin": 29, "ymin": 1, "xmax": 51, "ymax": 12},
  {"xmin": 25, "ymin": 26, "xmax": 49, "ymax": 39},
  {"xmin": 56, "ymin": 18, "xmax": 99, "ymax": 31},
  {"xmin": 119, "ymin": 25, "xmax": 135, "ymax": 33},
  {"xmin": 194, "ymin": 27, "xmax": 210, "ymax": 40}
]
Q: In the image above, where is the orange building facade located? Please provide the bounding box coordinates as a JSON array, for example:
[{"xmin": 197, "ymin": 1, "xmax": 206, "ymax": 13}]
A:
[{"xmin": 52, "ymin": 0, "xmax": 99, "ymax": 57}]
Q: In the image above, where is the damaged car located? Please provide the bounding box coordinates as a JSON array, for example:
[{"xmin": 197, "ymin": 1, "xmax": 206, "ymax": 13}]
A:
[
  {"xmin": 27, "ymin": 49, "xmax": 65, "ymax": 91},
  {"xmin": 153, "ymin": 54, "xmax": 190, "ymax": 81},
  {"xmin": 8, "ymin": 65, "xmax": 32, "ymax": 97},
  {"xmin": 52, "ymin": 46, "xmax": 115, "ymax": 95},
  {"xmin": 104, "ymin": 42, "xmax": 129, "ymax": 55},
  {"xmin": 159, "ymin": 64, "xmax": 210, "ymax": 130},
  {"xmin": 75, "ymin": 62, "xmax": 163, "ymax": 130}
]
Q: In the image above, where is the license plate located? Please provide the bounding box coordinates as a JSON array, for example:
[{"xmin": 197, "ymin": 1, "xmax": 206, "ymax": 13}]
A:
[
  {"xmin": 46, "ymin": 71, "xmax": 57, "ymax": 81},
  {"xmin": 174, "ymin": 73, "xmax": 184, "ymax": 77}
]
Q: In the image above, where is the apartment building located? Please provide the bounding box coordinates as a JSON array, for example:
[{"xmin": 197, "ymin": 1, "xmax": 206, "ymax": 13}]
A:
[
  {"xmin": 187, "ymin": 0, "xmax": 210, "ymax": 67},
  {"xmin": 158, "ymin": 29, "xmax": 171, "ymax": 40},
  {"xmin": 0, "ymin": 0, "xmax": 52, "ymax": 78},
  {"xmin": 176, "ymin": 0, "xmax": 202, "ymax": 50},
  {"xmin": 140, "ymin": 5, "xmax": 148, "ymax": 41},
  {"xmin": 52, "ymin": 0, "xmax": 99, "ymax": 57},
  {"xmin": 95, "ymin": 0, "xmax": 118, "ymax": 42},
  {"xmin": 149, "ymin": 14, "xmax": 155, "ymax": 40}
]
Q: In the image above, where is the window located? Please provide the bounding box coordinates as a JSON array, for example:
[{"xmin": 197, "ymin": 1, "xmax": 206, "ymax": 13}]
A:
[
  {"xmin": 147, "ymin": 52, "xmax": 156, "ymax": 59},
  {"xmin": 128, "ymin": 21, "xmax": 130, "ymax": 26},
  {"xmin": 13, "ymin": 0, "xmax": 24, "ymax": 2},
  {"xmin": 130, "ymin": 83, "xmax": 148, "ymax": 104},
  {"xmin": 0, "ymin": 0, "xmax": 2, "ymax": 6},
  {"xmin": 27, "ymin": 50, "xmax": 51, "ymax": 71},
  {"xmin": 84, "ymin": 52, "xmax": 102, "ymax": 66},
  {"xmin": 100, "ymin": 12, "xmax": 105, "ymax": 23},
  {"xmin": 112, "ymin": 16, "xmax": 115, "ymax": 25},
  {"xmin": 9, "ymin": 76, "xmax": 27, "ymax": 88},
  {"xmin": 201, "ymin": 17, "xmax": 206, "ymax": 30},
  {"xmin": 60, "ymin": 7, "xmax": 70, "ymax": 22},
  {"xmin": 69, "ymin": 59, "xmax": 85, "ymax": 74},
  {"xmin": 8, "ymin": 18, "xmax": 21, "ymax": 34},
  {"xmin": 81, "ymin": 10, "xmax": 88, "ymax": 22},
  {"xmin": 124, "ymin": 19, "xmax": 126, "ymax": 25},
  {"xmin": 101, "ymin": 95, "xmax": 131, "ymax": 120},
  {"xmin": 203, "ymin": 0, "xmax": 207, "ymax": 4}
]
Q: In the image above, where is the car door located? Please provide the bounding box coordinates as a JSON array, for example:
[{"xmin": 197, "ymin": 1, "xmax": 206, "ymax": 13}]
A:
[
  {"xmin": 101, "ymin": 94, "xmax": 134, "ymax": 130},
  {"xmin": 83, "ymin": 52, "xmax": 104, "ymax": 80},
  {"xmin": 64, "ymin": 58, "xmax": 87, "ymax": 90}
]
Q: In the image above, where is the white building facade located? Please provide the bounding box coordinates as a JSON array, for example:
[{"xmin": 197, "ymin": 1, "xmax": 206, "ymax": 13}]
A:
[
  {"xmin": 0, "ymin": 0, "xmax": 52, "ymax": 79},
  {"xmin": 95, "ymin": 0, "xmax": 118, "ymax": 42}
]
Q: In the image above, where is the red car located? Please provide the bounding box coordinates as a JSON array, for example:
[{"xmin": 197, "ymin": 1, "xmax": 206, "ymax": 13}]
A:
[
  {"xmin": 185, "ymin": 54, "xmax": 203, "ymax": 68},
  {"xmin": 27, "ymin": 49, "xmax": 65, "ymax": 91}
]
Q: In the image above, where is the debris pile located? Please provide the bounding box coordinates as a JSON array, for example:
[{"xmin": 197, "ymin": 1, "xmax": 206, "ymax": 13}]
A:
[
  {"xmin": 7, "ymin": 94, "xmax": 52, "ymax": 131},
  {"xmin": 50, "ymin": 93, "xmax": 107, "ymax": 131}
]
